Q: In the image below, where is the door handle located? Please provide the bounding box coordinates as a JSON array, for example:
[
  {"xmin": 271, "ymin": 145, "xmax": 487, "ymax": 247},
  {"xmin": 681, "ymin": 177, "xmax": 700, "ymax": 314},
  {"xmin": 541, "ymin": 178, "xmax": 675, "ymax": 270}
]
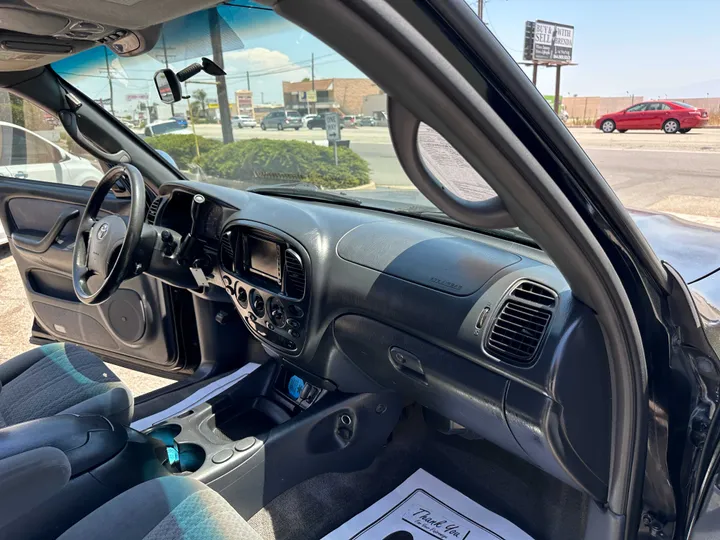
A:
[
  {"xmin": 11, "ymin": 207, "xmax": 80, "ymax": 253},
  {"xmin": 14, "ymin": 171, "xmax": 27, "ymax": 179}
]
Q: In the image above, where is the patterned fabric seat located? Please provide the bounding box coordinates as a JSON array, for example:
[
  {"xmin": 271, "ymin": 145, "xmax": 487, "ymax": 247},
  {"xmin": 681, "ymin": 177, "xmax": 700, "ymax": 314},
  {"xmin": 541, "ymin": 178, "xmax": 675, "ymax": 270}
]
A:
[
  {"xmin": 58, "ymin": 476, "xmax": 262, "ymax": 540},
  {"xmin": 0, "ymin": 343, "xmax": 133, "ymax": 427}
]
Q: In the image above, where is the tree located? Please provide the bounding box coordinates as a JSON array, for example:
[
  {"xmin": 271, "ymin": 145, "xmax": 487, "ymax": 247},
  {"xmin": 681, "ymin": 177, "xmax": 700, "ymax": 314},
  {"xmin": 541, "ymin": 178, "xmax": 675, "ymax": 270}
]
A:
[
  {"xmin": 301, "ymin": 77, "xmax": 310, "ymax": 82},
  {"xmin": 192, "ymin": 89, "xmax": 208, "ymax": 117}
]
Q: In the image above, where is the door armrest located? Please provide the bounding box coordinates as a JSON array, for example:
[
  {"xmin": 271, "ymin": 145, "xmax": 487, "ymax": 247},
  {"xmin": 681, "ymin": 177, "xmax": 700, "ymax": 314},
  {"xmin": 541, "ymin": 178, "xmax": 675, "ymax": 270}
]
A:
[{"xmin": 12, "ymin": 208, "xmax": 79, "ymax": 253}]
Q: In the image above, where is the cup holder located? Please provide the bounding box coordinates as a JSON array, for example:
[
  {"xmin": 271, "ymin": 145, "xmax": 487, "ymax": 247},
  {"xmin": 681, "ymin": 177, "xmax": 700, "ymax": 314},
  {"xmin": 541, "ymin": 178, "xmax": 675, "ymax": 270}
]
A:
[
  {"xmin": 146, "ymin": 424, "xmax": 206, "ymax": 474},
  {"xmin": 147, "ymin": 424, "xmax": 181, "ymax": 446},
  {"xmin": 175, "ymin": 443, "xmax": 206, "ymax": 473}
]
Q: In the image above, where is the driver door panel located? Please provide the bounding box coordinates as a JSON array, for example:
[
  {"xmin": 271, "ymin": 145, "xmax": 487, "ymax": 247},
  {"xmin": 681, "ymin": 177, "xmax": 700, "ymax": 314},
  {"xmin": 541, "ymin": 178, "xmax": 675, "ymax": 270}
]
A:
[{"xmin": 0, "ymin": 177, "xmax": 183, "ymax": 373}]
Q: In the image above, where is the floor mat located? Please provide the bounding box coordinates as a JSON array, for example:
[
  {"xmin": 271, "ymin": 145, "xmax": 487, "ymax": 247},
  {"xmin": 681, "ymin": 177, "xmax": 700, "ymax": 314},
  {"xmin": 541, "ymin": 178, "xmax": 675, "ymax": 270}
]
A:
[
  {"xmin": 130, "ymin": 362, "xmax": 259, "ymax": 431},
  {"xmin": 248, "ymin": 407, "xmax": 587, "ymax": 540},
  {"xmin": 322, "ymin": 469, "xmax": 534, "ymax": 540}
]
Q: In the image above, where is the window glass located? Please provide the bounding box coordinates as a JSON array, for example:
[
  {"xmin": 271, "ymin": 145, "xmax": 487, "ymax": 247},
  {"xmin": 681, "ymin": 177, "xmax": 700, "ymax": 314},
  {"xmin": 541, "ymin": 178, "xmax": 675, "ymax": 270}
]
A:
[
  {"xmin": 672, "ymin": 102, "xmax": 695, "ymax": 109},
  {"xmin": 659, "ymin": 103, "xmax": 671, "ymax": 111},
  {"xmin": 53, "ymin": 4, "xmax": 502, "ymax": 236},
  {"xmin": 626, "ymin": 104, "xmax": 647, "ymax": 112},
  {"xmin": 645, "ymin": 103, "xmax": 662, "ymax": 111},
  {"xmin": 0, "ymin": 91, "xmax": 102, "ymax": 185}
]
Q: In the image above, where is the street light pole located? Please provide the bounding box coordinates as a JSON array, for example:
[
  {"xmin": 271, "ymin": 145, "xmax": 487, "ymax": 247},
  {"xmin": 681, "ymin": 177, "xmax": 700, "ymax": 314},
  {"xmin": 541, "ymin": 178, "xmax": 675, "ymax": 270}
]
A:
[
  {"xmin": 103, "ymin": 48, "xmax": 116, "ymax": 116},
  {"xmin": 209, "ymin": 8, "xmax": 233, "ymax": 144}
]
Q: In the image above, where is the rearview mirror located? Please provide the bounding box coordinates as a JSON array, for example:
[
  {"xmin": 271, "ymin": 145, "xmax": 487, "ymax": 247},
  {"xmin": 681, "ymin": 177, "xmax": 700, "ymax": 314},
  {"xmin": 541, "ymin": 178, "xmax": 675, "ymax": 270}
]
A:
[
  {"xmin": 154, "ymin": 69, "xmax": 182, "ymax": 104},
  {"xmin": 153, "ymin": 57, "xmax": 225, "ymax": 104}
]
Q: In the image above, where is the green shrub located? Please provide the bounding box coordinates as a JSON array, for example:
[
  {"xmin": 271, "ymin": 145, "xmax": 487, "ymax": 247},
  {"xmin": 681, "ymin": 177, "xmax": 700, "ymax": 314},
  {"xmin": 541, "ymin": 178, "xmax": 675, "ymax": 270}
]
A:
[
  {"xmin": 197, "ymin": 139, "xmax": 370, "ymax": 189},
  {"xmin": 145, "ymin": 134, "xmax": 222, "ymax": 170}
]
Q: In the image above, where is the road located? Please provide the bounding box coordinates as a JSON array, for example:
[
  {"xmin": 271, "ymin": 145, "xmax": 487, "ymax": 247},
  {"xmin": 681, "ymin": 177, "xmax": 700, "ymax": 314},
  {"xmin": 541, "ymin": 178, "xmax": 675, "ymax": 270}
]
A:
[{"xmin": 186, "ymin": 124, "xmax": 720, "ymax": 219}]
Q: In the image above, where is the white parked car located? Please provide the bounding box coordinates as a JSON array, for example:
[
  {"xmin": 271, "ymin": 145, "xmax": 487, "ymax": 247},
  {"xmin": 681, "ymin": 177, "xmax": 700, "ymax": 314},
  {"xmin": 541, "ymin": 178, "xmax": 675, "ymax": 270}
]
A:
[
  {"xmin": 302, "ymin": 114, "xmax": 318, "ymax": 127},
  {"xmin": 0, "ymin": 121, "xmax": 104, "ymax": 245},
  {"xmin": 236, "ymin": 115, "xmax": 257, "ymax": 128},
  {"xmin": 143, "ymin": 120, "xmax": 193, "ymax": 137}
]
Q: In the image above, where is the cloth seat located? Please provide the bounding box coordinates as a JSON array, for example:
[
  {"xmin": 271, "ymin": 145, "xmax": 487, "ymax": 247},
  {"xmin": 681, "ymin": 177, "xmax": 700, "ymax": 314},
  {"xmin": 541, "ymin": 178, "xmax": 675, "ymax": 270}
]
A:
[
  {"xmin": 0, "ymin": 342, "xmax": 133, "ymax": 427},
  {"xmin": 58, "ymin": 476, "xmax": 262, "ymax": 540}
]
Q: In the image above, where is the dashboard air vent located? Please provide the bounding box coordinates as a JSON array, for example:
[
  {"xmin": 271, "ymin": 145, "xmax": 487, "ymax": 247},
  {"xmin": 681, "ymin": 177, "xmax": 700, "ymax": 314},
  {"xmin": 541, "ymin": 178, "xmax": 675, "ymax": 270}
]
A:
[
  {"xmin": 486, "ymin": 281, "xmax": 556, "ymax": 363},
  {"xmin": 284, "ymin": 249, "xmax": 306, "ymax": 299},
  {"xmin": 146, "ymin": 196, "xmax": 165, "ymax": 225},
  {"xmin": 512, "ymin": 281, "xmax": 556, "ymax": 307},
  {"xmin": 220, "ymin": 231, "xmax": 236, "ymax": 272}
]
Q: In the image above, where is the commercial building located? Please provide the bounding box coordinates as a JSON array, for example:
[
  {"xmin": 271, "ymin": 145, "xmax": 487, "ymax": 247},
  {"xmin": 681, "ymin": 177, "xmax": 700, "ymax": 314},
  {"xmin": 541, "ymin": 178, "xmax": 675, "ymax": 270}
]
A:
[{"xmin": 282, "ymin": 78, "xmax": 382, "ymax": 115}]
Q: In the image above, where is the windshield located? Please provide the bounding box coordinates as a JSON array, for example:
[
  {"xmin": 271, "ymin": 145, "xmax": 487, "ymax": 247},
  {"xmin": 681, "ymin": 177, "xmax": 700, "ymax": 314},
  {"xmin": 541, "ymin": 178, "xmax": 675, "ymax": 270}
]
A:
[
  {"xmin": 52, "ymin": 3, "xmax": 516, "ymax": 238},
  {"xmin": 52, "ymin": 1, "xmax": 720, "ymax": 248}
]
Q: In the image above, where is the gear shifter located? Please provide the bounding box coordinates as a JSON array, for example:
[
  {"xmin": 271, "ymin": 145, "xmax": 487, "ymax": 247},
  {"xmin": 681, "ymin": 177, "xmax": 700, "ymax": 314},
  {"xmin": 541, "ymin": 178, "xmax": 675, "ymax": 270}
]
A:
[
  {"xmin": 178, "ymin": 193, "xmax": 205, "ymax": 264},
  {"xmin": 189, "ymin": 194, "xmax": 205, "ymax": 237}
]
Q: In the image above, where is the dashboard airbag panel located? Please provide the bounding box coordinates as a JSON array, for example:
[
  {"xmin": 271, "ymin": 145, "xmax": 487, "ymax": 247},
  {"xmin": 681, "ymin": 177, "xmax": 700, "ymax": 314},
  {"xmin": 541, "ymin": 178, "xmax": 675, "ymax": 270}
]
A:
[{"xmin": 337, "ymin": 221, "xmax": 520, "ymax": 296}]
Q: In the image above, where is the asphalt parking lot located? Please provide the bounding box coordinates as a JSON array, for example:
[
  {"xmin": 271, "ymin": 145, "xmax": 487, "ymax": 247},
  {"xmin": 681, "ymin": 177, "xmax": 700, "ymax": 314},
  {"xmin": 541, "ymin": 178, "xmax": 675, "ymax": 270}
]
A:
[{"xmin": 188, "ymin": 124, "xmax": 720, "ymax": 221}]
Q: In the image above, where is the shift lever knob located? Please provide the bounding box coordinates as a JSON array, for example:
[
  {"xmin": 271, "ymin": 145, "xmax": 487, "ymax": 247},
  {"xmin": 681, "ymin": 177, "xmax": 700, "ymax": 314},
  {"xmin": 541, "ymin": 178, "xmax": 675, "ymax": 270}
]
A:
[{"xmin": 189, "ymin": 194, "xmax": 205, "ymax": 235}]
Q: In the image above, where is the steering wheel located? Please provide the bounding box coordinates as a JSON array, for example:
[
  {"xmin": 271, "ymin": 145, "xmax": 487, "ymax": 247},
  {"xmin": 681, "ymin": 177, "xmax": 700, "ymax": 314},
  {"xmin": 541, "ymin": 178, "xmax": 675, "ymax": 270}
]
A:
[{"xmin": 72, "ymin": 164, "xmax": 145, "ymax": 305}]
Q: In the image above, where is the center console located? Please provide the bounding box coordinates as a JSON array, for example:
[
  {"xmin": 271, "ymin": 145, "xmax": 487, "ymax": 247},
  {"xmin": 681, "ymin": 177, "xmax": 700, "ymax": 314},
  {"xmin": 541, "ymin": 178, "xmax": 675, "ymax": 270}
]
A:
[
  {"xmin": 141, "ymin": 361, "xmax": 403, "ymax": 519},
  {"xmin": 219, "ymin": 222, "xmax": 310, "ymax": 356}
]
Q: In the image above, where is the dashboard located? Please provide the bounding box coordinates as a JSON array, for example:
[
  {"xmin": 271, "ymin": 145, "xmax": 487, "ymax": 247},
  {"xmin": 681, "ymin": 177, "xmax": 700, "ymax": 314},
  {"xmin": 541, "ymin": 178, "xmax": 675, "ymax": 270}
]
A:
[{"xmin": 151, "ymin": 181, "xmax": 613, "ymax": 504}]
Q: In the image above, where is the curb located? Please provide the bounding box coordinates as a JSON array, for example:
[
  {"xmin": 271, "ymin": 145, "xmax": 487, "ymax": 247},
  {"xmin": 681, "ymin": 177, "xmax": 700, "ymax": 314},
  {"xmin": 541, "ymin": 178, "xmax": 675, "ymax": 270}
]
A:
[{"xmin": 343, "ymin": 181, "xmax": 376, "ymax": 191}]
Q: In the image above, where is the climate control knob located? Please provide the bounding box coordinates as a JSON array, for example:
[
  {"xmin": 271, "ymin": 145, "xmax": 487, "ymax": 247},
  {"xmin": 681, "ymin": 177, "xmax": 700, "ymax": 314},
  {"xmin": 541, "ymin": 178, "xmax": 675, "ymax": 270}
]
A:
[
  {"xmin": 250, "ymin": 292, "xmax": 265, "ymax": 317},
  {"xmin": 267, "ymin": 298, "xmax": 286, "ymax": 328}
]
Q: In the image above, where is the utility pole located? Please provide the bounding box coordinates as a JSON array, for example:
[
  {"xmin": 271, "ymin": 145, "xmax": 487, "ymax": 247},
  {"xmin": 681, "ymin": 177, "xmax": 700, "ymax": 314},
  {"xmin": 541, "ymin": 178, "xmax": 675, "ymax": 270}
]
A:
[
  {"xmin": 209, "ymin": 8, "xmax": 233, "ymax": 144},
  {"xmin": 103, "ymin": 47, "xmax": 116, "ymax": 116},
  {"xmin": 246, "ymin": 71, "xmax": 250, "ymax": 91},
  {"xmin": 162, "ymin": 34, "xmax": 175, "ymax": 116},
  {"xmin": 477, "ymin": 0, "xmax": 483, "ymax": 23},
  {"xmin": 311, "ymin": 53, "xmax": 315, "ymax": 114},
  {"xmin": 261, "ymin": 92, "xmax": 264, "ymax": 104}
]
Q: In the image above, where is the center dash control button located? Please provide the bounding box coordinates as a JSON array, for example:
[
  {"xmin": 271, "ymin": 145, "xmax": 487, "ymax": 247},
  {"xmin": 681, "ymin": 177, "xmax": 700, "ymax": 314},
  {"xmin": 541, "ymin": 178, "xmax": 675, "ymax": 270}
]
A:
[
  {"xmin": 234, "ymin": 437, "xmax": 256, "ymax": 452},
  {"xmin": 212, "ymin": 449, "xmax": 234, "ymax": 464}
]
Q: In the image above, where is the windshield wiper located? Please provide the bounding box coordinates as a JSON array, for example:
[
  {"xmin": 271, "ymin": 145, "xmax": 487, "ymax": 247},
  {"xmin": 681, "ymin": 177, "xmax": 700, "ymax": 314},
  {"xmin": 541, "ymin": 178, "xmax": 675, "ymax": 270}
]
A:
[{"xmin": 248, "ymin": 184, "xmax": 363, "ymax": 206}]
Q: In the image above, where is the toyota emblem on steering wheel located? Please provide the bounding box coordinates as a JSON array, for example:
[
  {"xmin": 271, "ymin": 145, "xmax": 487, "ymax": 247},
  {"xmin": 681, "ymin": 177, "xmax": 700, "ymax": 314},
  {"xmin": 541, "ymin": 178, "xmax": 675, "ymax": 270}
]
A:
[{"xmin": 97, "ymin": 222, "xmax": 109, "ymax": 240}]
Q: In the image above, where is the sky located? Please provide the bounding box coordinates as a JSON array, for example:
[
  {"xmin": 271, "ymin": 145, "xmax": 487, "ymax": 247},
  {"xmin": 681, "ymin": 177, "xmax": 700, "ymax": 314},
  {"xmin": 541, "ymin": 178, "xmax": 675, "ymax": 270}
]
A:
[
  {"xmin": 474, "ymin": 0, "xmax": 720, "ymax": 99},
  {"xmin": 52, "ymin": 0, "xmax": 720, "ymax": 118}
]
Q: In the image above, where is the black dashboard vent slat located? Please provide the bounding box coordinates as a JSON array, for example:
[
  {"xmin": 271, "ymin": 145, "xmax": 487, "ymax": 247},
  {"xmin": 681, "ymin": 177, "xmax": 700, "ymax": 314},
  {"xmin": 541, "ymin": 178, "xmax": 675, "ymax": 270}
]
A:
[
  {"xmin": 284, "ymin": 249, "xmax": 306, "ymax": 299},
  {"xmin": 146, "ymin": 196, "xmax": 165, "ymax": 225},
  {"xmin": 485, "ymin": 281, "xmax": 556, "ymax": 363},
  {"xmin": 512, "ymin": 281, "xmax": 556, "ymax": 307},
  {"xmin": 220, "ymin": 231, "xmax": 235, "ymax": 273}
]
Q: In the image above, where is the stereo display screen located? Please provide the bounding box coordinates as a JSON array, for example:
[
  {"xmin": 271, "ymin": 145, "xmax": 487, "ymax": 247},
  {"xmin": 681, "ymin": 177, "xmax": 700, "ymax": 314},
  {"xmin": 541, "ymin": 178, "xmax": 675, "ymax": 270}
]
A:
[{"xmin": 248, "ymin": 236, "xmax": 280, "ymax": 281}]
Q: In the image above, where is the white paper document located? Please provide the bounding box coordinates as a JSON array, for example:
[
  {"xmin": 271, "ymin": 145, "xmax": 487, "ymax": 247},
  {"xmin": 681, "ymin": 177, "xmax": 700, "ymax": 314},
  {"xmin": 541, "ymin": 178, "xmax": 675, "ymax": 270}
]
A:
[
  {"xmin": 130, "ymin": 362, "xmax": 260, "ymax": 432},
  {"xmin": 322, "ymin": 469, "xmax": 534, "ymax": 540}
]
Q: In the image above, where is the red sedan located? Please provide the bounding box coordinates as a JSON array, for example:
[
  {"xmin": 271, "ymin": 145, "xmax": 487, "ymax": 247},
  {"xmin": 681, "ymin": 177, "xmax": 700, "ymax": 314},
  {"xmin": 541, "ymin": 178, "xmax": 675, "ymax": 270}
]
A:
[{"xmin": 595, "ymin": 100, "xmax": 708, "ymax": 134}]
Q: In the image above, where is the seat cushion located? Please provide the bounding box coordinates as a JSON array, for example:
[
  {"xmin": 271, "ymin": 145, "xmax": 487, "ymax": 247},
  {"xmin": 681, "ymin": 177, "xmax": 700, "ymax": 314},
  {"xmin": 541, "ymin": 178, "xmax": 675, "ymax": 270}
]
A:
[
  {"xmin": 0, "ymin": 343, "xmax": 133, "ymax": 427},
  {"xmin": 58, "ymin": 476, "xmax": 262, "ymax": 540}
]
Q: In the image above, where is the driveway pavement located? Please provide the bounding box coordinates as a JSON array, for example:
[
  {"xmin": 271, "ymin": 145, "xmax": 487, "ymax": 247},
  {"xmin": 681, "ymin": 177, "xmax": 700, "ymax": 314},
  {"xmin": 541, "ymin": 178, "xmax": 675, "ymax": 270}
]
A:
[
  {"xmin": 0, "ymin": 245, "xmax": 171, "ymax": 397},
  {"xmin": 189, "ymin": 125, "xmax": 720, "ymax": 220}
]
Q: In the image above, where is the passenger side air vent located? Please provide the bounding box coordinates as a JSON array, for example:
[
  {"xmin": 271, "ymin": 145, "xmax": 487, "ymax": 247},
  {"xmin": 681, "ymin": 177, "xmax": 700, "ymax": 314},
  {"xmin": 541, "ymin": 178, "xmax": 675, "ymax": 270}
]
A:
[
  {"xmin": 512, "ymin": 281, "xmax": 556, "ymax": 307},
  {"xmin": 220, "ymin": 231, "xmax": 236, "ymax": 273},
  {"xmin": 146, "ymin": 196, "xmax": 165, "ymax": 225},
  {"xmin": 284, "ymin": 249, "xmax": 306, "ymax": 299},
  {"xmin": 486, "ymin": 281, "xmax": 556, "ymax": 363}
]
